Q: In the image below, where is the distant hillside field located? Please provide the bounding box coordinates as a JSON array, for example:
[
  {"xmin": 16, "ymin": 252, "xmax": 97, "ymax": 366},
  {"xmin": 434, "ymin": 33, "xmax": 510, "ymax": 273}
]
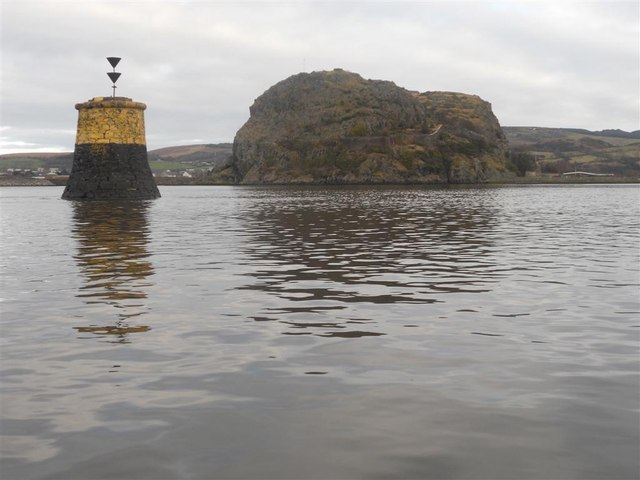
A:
[
  {"xmin": 503, "ymin": 127, "xmax": 640, "ymax": 176},
  {"xmin": 147, "ymin": 143, "xmax": 232, "ymax": 169},
  {"xmin": 0, "ymin": 144, "xmax": 233, "ymax": 173},
  {"xmin": 0, "ymin": 152, "xmax": 73, "ymax": 171}
]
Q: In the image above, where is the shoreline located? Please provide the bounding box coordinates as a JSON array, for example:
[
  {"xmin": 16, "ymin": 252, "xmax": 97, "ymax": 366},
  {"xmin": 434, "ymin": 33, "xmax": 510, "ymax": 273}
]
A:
[{"xmin": 1, "ymin": 175, "xmax": 639, "ymax": 188}]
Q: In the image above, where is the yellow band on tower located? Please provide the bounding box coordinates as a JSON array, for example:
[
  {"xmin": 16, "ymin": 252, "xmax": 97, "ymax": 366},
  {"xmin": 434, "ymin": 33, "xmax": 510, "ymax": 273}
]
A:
[{"xmin": 75, "ymin": 97, "xmax": 147, "ymax": 145}]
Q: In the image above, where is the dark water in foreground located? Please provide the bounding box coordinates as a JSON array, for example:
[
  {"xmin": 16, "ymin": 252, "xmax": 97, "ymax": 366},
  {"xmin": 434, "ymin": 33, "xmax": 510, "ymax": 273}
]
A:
[{"xmin": 1, "ymin": 185, "xmax": 638, "ymax": 480}]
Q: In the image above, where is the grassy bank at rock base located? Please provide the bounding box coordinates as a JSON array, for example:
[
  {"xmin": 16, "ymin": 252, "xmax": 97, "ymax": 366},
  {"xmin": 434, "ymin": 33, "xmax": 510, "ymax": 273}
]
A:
[
  {"xmin": 2, "ymin": 174, "xmax": 638, "ymax": 187},
  {"xmin": 487, "ymin": 174, "xmax": 639, "ymax": 185}
]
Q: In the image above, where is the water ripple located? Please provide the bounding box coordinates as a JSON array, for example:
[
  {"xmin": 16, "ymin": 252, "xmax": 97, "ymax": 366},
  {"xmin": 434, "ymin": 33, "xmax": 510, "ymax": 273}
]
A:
[{"xmin": 1, "ymin": 185, "xmax": 639, "ymax": 480}]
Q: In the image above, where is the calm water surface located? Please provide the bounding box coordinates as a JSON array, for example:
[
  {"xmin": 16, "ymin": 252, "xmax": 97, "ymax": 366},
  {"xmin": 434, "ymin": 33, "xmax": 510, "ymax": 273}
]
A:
[{"xmin": 1, "ymin": 185, "xmax": 638, "ymax": 479}]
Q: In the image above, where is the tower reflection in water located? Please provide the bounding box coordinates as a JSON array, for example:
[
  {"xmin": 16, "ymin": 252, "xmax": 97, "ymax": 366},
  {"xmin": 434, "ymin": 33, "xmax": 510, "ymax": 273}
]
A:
[{"xmin": 71, "ymin": 201, "xmax": 154, "ymax": 343}]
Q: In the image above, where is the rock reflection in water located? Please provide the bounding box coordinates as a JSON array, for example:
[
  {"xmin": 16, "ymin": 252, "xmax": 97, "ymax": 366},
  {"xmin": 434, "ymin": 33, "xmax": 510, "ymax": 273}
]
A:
[
  {"xmin": 70, "ymin": 200, "xmax": 153, "ymax": 342},
  {"xmin": 238, "ymin": 187, "xmax": 499, "ymax": 337}
]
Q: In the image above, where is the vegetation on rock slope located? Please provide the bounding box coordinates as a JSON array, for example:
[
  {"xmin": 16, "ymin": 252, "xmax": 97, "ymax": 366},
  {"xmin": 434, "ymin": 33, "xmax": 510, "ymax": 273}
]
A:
[{"xmin": 214, "ymin": 69, "xmax": 509, "ymax": 184}]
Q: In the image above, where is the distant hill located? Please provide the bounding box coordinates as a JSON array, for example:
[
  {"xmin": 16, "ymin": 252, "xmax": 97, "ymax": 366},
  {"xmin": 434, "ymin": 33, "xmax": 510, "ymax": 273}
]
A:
[
  {"xmin": 503, "ymin": 127, "xmax": 640, "ymax": 175},
  {"xmin": 563, "ymin": 129, "xmax": 640, "ymax": 140},
  {"xmin": 147, "ymin": 143, "xmax": 232, "ymax": 166},
  {"xmin": 0, "ymin": 144, "xmax": 233, "ymax": 173},
  {"xmin": 0, "ymin": 152, "xmax": 73, "ymax": 171}
]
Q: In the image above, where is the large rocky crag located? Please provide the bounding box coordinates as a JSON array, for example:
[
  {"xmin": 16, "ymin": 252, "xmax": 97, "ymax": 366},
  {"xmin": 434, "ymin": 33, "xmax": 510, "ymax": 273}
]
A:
[{"xmin": 215, "ymin": 69, "xmax": 508, "ymax": 184}]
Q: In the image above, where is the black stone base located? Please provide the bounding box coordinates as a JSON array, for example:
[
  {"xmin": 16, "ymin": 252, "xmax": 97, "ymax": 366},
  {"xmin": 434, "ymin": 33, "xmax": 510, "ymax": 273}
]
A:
[{"xmin": 62, "ymin": 143, "xmax": 161, "ymax": 200}]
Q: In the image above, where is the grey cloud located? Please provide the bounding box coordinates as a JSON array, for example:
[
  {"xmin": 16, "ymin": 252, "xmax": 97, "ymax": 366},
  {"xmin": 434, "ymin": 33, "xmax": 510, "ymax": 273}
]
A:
[{"xmin": 1, "ymin": 0, "xmax": 638, "ymax": 154}]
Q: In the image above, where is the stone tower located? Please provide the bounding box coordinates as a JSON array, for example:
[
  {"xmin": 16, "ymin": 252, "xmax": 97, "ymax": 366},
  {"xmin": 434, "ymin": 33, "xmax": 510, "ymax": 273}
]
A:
[
  {"xmin": 62, "ymin": 59, "xmax": 160, "ymax": 200},
  {"xmin": 62, "ymin": 97, "xmax": 160, "ymax": 200}
]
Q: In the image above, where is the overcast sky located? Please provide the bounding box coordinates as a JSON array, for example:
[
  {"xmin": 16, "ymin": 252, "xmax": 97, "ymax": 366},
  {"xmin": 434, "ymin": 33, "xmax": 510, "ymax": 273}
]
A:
[{"xmin": 1, "ymin": 0, "xmax": 638, "ymax": 154}]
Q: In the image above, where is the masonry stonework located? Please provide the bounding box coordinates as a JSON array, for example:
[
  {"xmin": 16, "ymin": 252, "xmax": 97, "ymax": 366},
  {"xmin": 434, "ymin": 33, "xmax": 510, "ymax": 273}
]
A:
[{"xmin": 62, "ymin": 97, "xmax": 160, "ymax": 200}]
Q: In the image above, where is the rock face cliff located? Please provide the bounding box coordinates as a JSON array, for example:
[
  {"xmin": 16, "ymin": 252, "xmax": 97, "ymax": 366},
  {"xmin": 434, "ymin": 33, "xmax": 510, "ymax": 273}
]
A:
[{"xmin": 216, "ymin": 69, "xmax": 508, "ymax": 184}]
